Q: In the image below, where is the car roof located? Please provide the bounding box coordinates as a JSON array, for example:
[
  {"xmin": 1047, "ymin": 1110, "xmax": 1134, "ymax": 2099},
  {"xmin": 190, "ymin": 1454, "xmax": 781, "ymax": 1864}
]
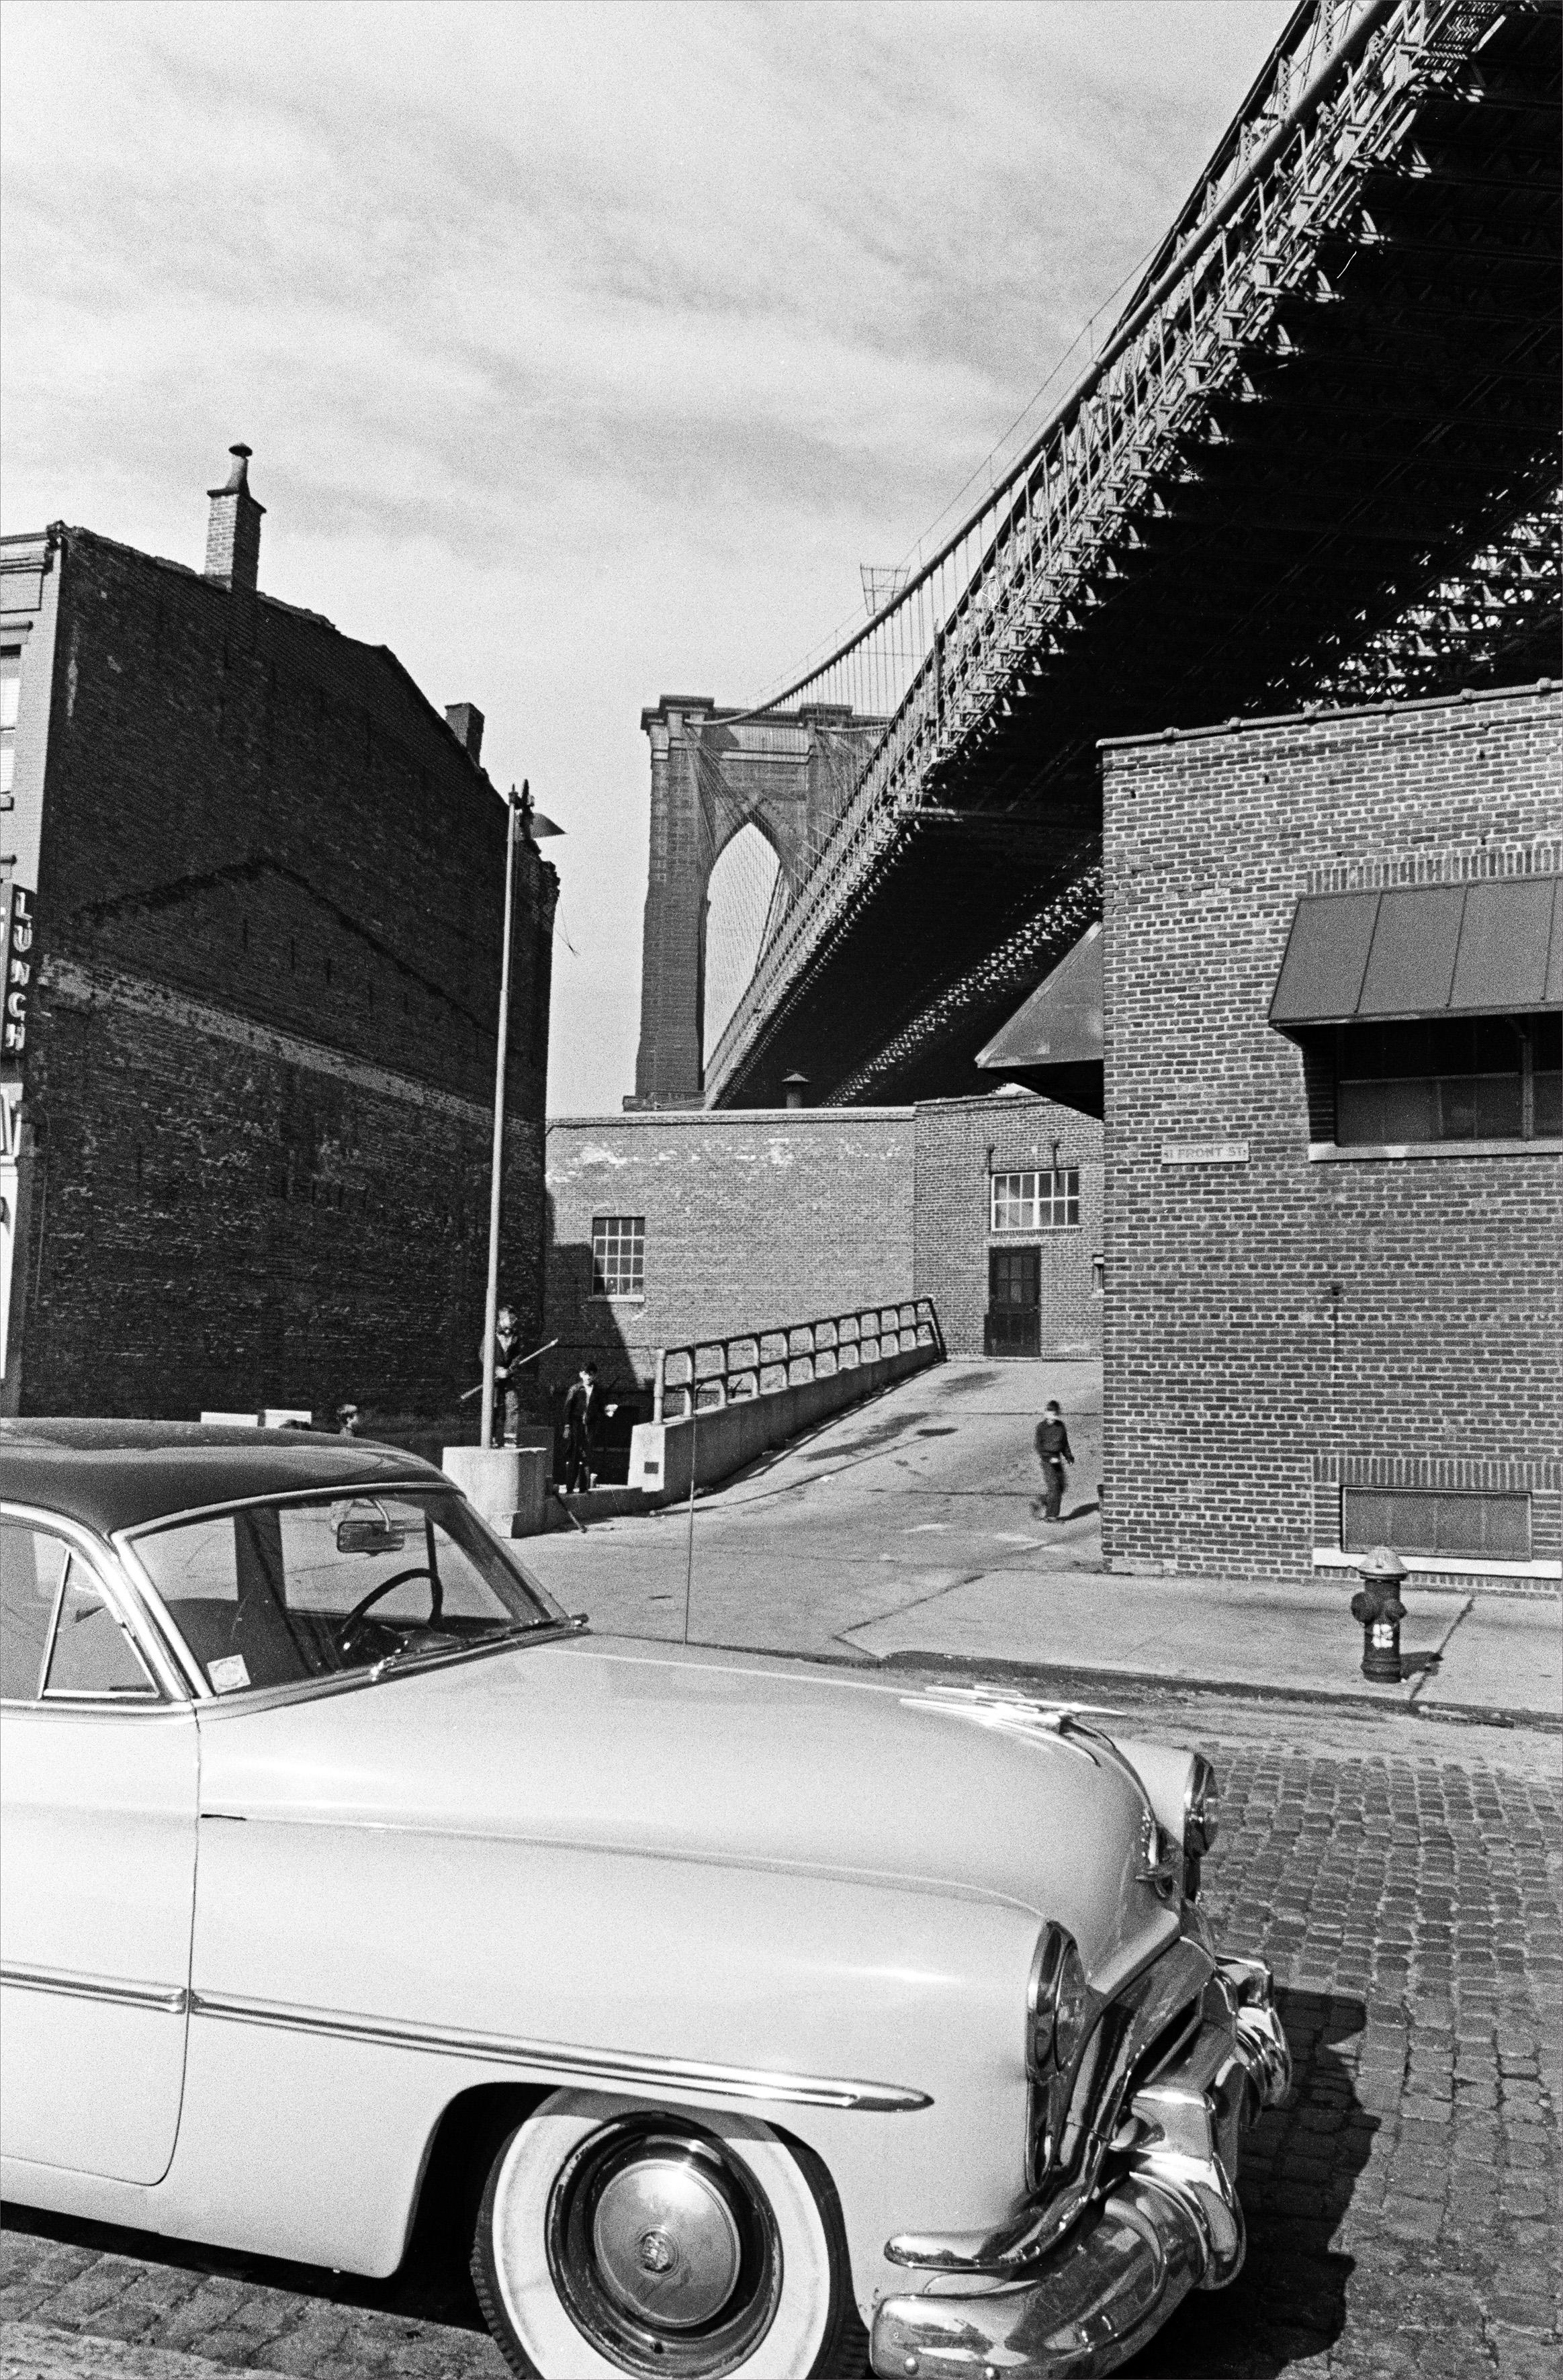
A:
[{"xmin": 0, "ymin": 1420, "xmax": 449, "ymax": 1538}]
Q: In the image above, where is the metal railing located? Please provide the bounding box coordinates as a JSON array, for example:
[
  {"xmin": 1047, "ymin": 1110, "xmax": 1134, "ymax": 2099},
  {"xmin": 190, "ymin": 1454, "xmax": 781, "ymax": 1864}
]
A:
[{"xmin": 652, "ymin": 1298, "xmax": 944, "ymax": 1421}]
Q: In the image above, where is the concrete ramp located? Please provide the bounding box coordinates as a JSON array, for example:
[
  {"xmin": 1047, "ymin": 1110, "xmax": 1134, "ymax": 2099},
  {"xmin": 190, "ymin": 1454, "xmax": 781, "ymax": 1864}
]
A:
[{"xmin": 629, "ymin": 1337, "xmax": 941, "ymax": 1505}]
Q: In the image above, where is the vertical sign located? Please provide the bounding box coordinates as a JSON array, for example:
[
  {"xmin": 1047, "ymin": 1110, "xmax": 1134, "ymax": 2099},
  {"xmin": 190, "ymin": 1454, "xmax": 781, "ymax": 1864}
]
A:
[{"xmin": 1, "ymin": 882, "xmax": 34, "ymax": 1060}]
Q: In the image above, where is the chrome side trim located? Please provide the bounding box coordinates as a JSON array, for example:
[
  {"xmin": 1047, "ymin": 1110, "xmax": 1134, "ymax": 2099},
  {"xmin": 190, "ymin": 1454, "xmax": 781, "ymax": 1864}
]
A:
[
  {"xmin": 187, "ymin": 1989, "xmax": 931, "ymax": 2114},
  {"xmin": 1, "ymin": 1962, "xmax": 189, "ymax": 2016}
]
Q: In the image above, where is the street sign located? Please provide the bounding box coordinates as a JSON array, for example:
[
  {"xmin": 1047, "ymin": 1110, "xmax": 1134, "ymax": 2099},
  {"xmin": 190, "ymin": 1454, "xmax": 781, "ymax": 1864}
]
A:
[{"xmin": 1160, "ymin": 1138, "xmax": 1250, "ymax": 1167}]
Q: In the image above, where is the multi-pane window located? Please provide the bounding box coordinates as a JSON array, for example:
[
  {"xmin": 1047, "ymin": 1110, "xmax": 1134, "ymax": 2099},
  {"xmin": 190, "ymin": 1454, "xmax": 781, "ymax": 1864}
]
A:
[
  {"xmin": 0, "ymin": 644, "xmax": 21, "ymax": 810},
  {"xmin": 591, "ymin": 1214, "xmax": 645, "ymax": 1297},
  {"xmin": 1334, "ymin": 1015, "xmax": 1560, "ymax": 1145},
  {"xmin": 1343, "ymin": 1488, "xmax": 1529, "ymax": 1561},
  {"xmin": 990, "ymin": 1168, "xmax": 1080, "ymax": 1231}
]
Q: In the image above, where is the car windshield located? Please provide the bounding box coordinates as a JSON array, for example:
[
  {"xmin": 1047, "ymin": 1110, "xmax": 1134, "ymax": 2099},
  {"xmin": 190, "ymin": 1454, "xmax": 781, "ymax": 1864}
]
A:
[{"xmin": 130, "ymin": 1490, "xmax": 565, "ymax": 1698}]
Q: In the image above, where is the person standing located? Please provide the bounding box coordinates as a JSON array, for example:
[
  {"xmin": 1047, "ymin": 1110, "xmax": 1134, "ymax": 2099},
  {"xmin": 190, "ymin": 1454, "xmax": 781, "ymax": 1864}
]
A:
[
  {"xmin": 562, "ymin": 1361, "xmax": 602, "ymax": 1493},
  {"xmin": 482, "ymin": 1305, "xmax": 523, "ymax": 1447},
  {"xmin": 1035, "ymin": 1399, "xmax": 1074, "ymax": 1523}
]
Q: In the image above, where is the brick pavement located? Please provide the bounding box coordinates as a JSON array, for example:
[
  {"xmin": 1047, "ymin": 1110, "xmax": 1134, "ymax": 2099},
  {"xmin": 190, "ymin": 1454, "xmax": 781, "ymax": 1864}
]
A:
[{"xmin": 3, "ymin": 1698, "xmax": 1558, "ymax": 2380}]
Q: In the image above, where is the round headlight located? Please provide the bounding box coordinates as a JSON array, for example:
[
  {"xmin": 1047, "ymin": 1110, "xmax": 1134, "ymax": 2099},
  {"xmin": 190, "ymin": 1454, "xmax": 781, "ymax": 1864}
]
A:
[
  {"xmin": 1184, "ymin": 1753, "xmax": 1220, "ymax": 1859},
  {"xmin": 1027, "ymin": 1923, "xmax": 1090, "ymax": 2079}
]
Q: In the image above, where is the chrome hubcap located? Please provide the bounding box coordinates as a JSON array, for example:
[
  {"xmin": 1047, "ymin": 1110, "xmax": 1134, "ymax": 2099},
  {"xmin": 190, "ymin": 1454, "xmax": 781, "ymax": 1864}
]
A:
[
  {"xmin": 592, "ymin": 2156, "xmax": 743, "ymax": 2328},
  {"xmin": 546, "ymin": 2117, "xmax": 783, "ymax": 2377}
]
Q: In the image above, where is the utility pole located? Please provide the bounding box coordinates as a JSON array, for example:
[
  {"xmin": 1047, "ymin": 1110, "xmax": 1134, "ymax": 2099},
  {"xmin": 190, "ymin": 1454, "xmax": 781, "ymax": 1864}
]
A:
[{"xmin": 480, "ymin": 783, "xmax": 525, "ymax": 1449}]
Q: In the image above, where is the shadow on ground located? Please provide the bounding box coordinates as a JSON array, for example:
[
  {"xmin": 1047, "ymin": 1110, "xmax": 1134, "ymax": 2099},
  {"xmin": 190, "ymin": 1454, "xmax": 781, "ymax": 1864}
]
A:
[{"xmin": 1124, "ymin": 1988, "xmax": 1375, "ymax": 2376}]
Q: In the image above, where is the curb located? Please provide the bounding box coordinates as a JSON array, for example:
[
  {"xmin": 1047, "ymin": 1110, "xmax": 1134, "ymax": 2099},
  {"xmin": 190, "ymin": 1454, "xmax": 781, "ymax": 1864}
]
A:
[
  {"xmin": 656, "ymin": 1631, "xmax": 1561, "ymax": 1735},
  {"xmin": 868, "ymin": 1646, "xmax": 1563, "ymax": 1734}
]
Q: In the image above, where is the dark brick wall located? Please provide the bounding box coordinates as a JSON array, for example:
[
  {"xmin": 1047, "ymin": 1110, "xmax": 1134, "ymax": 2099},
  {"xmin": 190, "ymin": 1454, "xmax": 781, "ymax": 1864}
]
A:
[
  {"xmin": 543, "ymin": 1108, "xmax": 918, "ymax": 1399},
  {"xmin": 913, "ymin": 1093, "xmax": 1103, "ymax": 1358},
  {"xmin": 11, "ymin": 525, "xmax": 555, "ymax": 1422},
  {"xmin": 1101, "ymin": 683, "xmax": 1562, "ymax": 1582}
]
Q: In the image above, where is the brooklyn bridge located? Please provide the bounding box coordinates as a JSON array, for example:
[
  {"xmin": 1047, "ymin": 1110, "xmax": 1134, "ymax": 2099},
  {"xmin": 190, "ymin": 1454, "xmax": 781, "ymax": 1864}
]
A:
[{"xmin": 631, "ymin": 0, "xmax": 1561, "ymax": 1112}]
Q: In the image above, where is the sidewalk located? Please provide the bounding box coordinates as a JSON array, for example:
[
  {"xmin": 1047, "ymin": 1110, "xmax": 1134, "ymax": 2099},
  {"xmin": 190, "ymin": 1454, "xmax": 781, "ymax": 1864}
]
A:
[
  {"xmin": 834, "ymin": 1565, "xmax": 1561, "ymax": 1724},
  {"xmin": 522, "ymin": 1358, "xmax": 1562, "ymax": 1730}
]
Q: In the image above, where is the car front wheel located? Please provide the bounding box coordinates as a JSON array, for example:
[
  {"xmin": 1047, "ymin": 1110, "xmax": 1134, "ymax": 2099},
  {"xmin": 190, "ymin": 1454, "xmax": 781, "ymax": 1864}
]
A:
[{"xmin": 472, "ymin": 2089, "xmax": 851, "ymax": 2379}]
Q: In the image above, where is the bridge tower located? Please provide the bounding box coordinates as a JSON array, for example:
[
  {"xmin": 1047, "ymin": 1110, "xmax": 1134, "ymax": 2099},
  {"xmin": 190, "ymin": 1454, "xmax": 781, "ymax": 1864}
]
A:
[{"xmin": 629, "ymin": 695, "xmax": 866, "ymax": 1107}]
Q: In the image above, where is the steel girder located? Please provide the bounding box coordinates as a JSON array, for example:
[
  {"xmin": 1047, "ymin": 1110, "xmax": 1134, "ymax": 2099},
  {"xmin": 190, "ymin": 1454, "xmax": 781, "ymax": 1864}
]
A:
[{"xmin": 703, "ymin": 0, "xmax": 1560, "ymax": 1111}]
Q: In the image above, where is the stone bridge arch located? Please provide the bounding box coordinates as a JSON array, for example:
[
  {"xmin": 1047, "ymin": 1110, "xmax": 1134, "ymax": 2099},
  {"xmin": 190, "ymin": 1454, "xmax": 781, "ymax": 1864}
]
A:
[{"xmin": 629, "ymin": 695, "xmax": 868, "ymax": 1107}]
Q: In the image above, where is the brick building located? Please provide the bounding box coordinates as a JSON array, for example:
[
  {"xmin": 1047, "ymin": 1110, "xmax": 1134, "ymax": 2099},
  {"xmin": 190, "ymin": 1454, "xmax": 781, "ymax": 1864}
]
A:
[
  {"xmin": 913, "ymin": 1092, "xmax": 1104, "ymax": 1363},
  {"xmin": 0, "ymin": 449, "xmax": 557, "ymax": 1424},
  {"xmin": 1099, "ymin": 681, "xmax": 1560, "ymax": 1589},
  {"xmin": 543, "ymin": 1091, "xmax": 1102, "ymax": 1436}
]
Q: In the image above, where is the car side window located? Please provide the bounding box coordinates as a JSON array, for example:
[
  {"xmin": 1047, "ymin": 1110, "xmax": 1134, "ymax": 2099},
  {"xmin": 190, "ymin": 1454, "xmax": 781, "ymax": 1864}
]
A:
[
  {"xmin": 42, "ymin": 1564, "xmax": 159, "ymax": 1700},
  {"xmin": 1, "ymin": 1520, "xmax": 68, "ymax": 1702}
]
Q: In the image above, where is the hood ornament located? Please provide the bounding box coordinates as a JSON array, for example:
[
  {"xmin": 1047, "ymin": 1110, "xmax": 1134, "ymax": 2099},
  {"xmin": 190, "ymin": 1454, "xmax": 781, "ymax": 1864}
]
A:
[{"xmin": 898, "ymin": 1682, "xmax": 1124, "ymax": 1761}]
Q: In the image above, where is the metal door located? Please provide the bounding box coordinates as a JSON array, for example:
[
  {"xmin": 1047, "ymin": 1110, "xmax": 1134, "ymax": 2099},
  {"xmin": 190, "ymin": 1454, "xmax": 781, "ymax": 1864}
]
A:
[{"xmin": 985, "ymin": 1247, "xmax": 1041, "ymax": 1357}]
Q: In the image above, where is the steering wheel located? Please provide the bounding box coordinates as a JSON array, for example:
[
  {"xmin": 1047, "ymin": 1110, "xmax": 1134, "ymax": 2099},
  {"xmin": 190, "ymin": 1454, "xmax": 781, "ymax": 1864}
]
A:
[{"xmin": 330, "ymin": 1565, "xmax": 443, "ymax": 1658}]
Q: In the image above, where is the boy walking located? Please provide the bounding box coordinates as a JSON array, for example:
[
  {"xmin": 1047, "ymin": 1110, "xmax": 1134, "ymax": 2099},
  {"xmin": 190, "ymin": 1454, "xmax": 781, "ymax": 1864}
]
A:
[{"xmin": 1035, "ymin": 1400, "xmax": 1074, "ymax": 1523}]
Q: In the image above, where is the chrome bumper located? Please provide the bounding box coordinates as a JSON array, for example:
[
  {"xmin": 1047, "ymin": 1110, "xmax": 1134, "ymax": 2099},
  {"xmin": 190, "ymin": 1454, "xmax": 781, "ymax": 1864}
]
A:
[{"xmin": 869, "ymin": 1957, "xmax": 1290, "ymax": 2380}]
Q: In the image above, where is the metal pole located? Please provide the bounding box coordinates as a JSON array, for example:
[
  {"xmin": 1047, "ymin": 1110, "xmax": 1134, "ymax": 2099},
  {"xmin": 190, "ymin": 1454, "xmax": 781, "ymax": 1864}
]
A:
[
  {"xmin": 480, "ymin": 784, "xmax": 523, "ymax": 1450},
  {"xmin": 682, "ymin": 1399, "xmax": 698, "ymax": 1646}
]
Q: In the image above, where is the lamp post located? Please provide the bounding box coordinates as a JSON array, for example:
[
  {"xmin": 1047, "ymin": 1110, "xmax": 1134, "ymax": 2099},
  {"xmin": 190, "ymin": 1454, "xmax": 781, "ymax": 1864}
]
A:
[{"xmin": 480, "ymin": 783, "xmax": 525, "ymax": 1450}]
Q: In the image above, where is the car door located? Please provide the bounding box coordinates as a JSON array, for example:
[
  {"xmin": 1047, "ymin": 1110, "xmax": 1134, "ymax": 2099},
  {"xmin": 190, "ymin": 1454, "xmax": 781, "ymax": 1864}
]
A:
[{"xmin": 0, "ymin": 1508, "xmax": 199, "ymax": 2185}]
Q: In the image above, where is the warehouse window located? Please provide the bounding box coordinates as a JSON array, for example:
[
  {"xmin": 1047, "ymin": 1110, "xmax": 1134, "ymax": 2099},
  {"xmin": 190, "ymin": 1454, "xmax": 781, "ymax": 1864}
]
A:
[
  {"xmin": 991, "ymin": 1169, "xmax": 1079, "ymax": 1230},
  {"xmin": 1334, "ymin": 1015, "xmax": 1560, "ymax": 1145},
  {"xmin": 1344, "ymin": 1487, "xmax": 1530, "ymax": 1561},
  {"xmin": 591, "ymin": 1215, "xmax": 645, "ymax": 1298},
  {"xmin": 0, "ymin": 644, "xmax": 21, "ymax": 805}
]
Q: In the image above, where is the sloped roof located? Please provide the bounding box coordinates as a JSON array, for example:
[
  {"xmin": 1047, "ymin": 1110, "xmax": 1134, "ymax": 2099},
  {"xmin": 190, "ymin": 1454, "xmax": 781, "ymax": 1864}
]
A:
[{"xmin": 977, "ymin": 924, "xmax": 1103, "ymax": 1073}]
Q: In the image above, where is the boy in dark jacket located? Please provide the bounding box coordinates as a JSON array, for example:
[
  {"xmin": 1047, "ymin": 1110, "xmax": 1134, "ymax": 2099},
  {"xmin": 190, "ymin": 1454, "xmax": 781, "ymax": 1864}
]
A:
[{"xmin": 1035, "ymin": 1401, "xmax": 1074, "ymax": 1522}]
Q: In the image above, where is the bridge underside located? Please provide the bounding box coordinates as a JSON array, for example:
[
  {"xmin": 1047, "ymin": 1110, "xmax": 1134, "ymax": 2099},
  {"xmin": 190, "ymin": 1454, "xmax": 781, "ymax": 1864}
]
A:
[{"xmin": 712, "ymin": 1, "xmax": 1560, "ymax": 1109}]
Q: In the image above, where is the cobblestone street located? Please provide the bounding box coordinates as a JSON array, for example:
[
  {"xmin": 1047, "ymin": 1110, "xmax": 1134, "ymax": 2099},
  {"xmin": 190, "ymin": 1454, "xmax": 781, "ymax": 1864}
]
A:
[{"xmin": 3, "ymin": 1687, "xmax": 1559, "ymax": 2380}]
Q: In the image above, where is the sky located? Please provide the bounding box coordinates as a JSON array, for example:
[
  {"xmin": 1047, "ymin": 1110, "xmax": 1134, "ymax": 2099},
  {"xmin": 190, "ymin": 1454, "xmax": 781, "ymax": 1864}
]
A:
[{"xmin": 1, "ymin": 0, "xmax": 1292, "ymax": 1114}]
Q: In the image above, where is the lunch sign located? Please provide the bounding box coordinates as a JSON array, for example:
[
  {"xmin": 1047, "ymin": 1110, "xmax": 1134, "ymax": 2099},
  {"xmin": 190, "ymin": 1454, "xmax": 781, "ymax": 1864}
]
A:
[{"xmin": 1, "ymin": 883, "xmax": 35, "ymax": 1060}]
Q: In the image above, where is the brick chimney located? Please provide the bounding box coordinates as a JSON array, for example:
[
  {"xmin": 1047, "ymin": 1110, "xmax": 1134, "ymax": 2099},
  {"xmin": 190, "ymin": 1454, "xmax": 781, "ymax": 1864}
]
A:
[
  {"xmin": 445, "ymin": 703, "xmax": 484, "ymax": 761},
  {"xmin": 205, "ymin": 444, "xmax": 265, "ymax": 593}
]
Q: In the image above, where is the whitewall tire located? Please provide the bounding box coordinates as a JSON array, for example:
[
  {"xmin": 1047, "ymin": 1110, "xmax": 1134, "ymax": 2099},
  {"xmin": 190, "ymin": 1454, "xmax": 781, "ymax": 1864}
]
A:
[{"xmin": 472, "ymin": 2090, "xmax": 850, "ymax": 2380}]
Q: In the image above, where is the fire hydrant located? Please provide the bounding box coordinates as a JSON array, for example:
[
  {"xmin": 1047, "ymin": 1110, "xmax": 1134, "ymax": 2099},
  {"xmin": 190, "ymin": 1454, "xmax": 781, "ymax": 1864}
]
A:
[{"xmin": 1350, "ymin": 1544, "xmax": 1408, "ymax": 1683}]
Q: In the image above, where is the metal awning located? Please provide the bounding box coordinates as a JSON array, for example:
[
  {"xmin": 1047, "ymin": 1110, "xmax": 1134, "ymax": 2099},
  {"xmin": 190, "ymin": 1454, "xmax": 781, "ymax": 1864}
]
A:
[
  {"xmin": 1269, "ymin": 876, "xmax": 1562, "ymax": 1028},
  {"xmin": 978, "ymin": 924, "xmax": 1103, "ymax": 1070},
  {"xmin": 976, "ymin": 926, "xmax": 1104, "ymax": 1117}
]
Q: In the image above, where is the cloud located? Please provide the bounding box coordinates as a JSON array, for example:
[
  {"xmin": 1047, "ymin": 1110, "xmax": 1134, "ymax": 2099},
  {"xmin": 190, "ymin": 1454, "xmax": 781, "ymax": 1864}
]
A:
[{"xmin": 2, "ymin": 0, "xmax": 1293, "ymax": 1110}]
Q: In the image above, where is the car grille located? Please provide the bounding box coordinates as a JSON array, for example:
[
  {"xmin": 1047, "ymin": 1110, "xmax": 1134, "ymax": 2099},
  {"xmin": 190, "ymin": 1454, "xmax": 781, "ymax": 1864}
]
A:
[{"xmin": 1028, "ymin": 1939, "xmax": 1212, "ymax": 2197}]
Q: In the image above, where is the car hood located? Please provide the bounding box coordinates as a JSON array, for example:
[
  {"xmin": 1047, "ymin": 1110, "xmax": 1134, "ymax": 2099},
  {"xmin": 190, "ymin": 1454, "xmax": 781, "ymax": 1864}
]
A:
[{"xmin": 196, "ymin": 1634, "xmax": 1178, "ymax": 1988}]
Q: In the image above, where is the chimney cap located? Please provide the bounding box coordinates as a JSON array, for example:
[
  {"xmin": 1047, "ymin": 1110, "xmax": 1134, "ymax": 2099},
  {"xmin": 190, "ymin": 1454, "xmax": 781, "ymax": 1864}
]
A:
[{"xmin": 208, "ymin": 443, "xmax": 261, "ymax": 502}]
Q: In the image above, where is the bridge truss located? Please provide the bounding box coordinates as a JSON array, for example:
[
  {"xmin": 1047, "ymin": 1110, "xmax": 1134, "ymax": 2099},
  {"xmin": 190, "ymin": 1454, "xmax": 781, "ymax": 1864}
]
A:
[{"xmin": 701, "ymin": 0, "xmax": 1560, "ymax": 1109}]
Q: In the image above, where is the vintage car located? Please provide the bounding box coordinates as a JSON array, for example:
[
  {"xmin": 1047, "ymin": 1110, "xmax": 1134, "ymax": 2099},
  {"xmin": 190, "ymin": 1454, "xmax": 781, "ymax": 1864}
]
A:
[{"xmin": 0, "ymin": 1422, "xmax": 1289, "ymax": 2380}]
